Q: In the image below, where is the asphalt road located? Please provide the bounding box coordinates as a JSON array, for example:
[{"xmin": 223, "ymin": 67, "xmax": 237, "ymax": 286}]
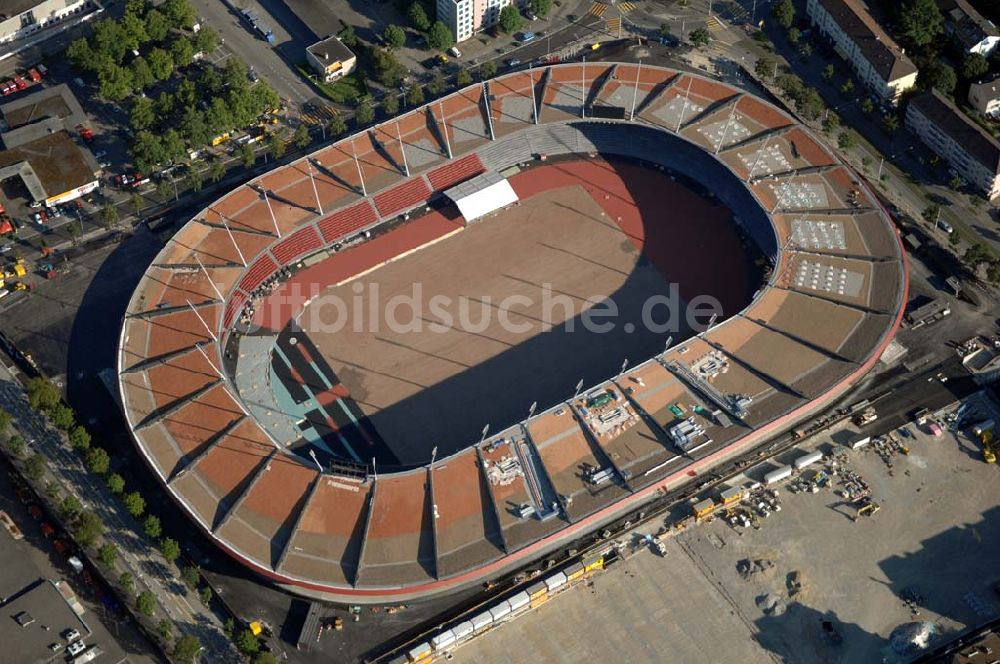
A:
[{"xmin": 0, "ymin": 362, "xmax": 240, "ymax": 662}]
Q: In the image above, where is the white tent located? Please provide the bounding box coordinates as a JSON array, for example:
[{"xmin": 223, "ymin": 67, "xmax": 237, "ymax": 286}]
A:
[{"xmin": 444, "ymin": 171, "xmax": 519, "ymax": 223}]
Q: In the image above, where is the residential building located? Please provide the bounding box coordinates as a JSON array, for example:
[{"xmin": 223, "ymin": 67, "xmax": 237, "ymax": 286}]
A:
[
  {"xmin": 905, "ymin": 90, "xmax": 1000, "ymax": 199},
  {"xmin": 805, "ymin": 0, "xmax": 918, "ymax": 104},
  {"xmin": 305, "ymin": 36, "xmax": 356, "ymax": 82},
  {"xmin": 437, "ymin": 0, "xmax": 513, "ymax": 44},
  {"xmin": 969, "ymin": 73, "xmax": 1000, "ymax": 117},
  {"xmin": 0, "ymin": 0, "xmax": 96, "ymax": 44},
  {"xmin": 937, "ymin": 0, "xmax": 1000, "ymax": 56}
]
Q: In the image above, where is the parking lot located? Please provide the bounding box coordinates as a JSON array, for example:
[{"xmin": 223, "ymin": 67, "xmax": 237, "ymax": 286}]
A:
[{"xmin": 450, "ymin": 395, "xmax": 1000, "ymax": 663}]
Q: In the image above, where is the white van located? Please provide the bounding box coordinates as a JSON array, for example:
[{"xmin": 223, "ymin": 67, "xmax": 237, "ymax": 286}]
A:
[{"xmin": 448, "ymin": 46, "xmax": 461, "ymax": 58}]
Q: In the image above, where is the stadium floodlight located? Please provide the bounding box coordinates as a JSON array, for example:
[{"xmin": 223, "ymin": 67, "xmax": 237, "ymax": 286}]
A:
[
  {"xmin": 664, "ymin": 336, "xmax": 673, "ymax": 353},
  {"xmin": 308, "ymin": 449, "xmax": 323, "ymax": 472},
  {"xmin": 574, "ymin": 378, "xmax": 584, "ymax": 399},
  {"xmin": 431, "ymin": 446, "xmax": 438, "ymax": 466},
  {"xmin": 619, "ymin": 358, "xmax": 629, "ymax": 377},
  {"xmin": 528, "ymin": 401, "xmax": 537, "ymax": 420},
  {"xmin": 479, "ymin": 424, "xmax": 490, "ymax": 445}
]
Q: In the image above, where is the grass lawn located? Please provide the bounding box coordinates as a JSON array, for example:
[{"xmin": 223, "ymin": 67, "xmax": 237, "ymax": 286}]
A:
[{"xmin": 295, "ymin": 63, "xmax": 366, "ymax": 104}]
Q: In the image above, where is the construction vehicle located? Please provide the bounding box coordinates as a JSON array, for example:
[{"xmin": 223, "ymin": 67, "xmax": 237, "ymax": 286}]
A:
[
  {"xmin": 852, "ymin": 499, "xmax": 880, "ymax": 521},
  {"xmin": 852, "ymin": 406, "xmax": 877, "ymax": 427},
  {"xmin": 4, "ymin": 258, "xmax": 26, "ymax": 278},
  {"xmin": 979, "ymin": 430, "xmax": 996, "ymax": 463}
]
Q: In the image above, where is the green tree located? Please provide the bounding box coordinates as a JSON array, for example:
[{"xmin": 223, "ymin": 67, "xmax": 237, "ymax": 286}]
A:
[
  {"xmin": 840, "ymin": 78, "xmax": 855, "ymax": 96},
  {"xmin": 860, "ymin": 97, "xmax": 874, "ymax": 114},
  {"xmin": 962, "ymin": 53, "xmax": 989, "ymax": 81},
  {"xmin": 199, "ymin": 586, "xmax": 213, "ymax": 605},
  {"xmin": 882, "ymin": 113, "xmax": 900, "ymax": 133},
  {"xmin": 355, "ymin": 97, "xmax": 375, "ymax": 124},
  {"xmin": 822, "ymin": 112, "xmax": 841, "ymax": 134},
  {"xmin": 383, "ymin": 24, "xmax": 406, "ymax": 50},
  {"xmin": 428, "ymin": 20, "xmax": 456, "ymax": 49},
  {"xmin": 68, "ymin": 426, "xmax": 91, "ymax": 451},
  {"xmin": 173, "ymin": 635, "xmax": 202, "ymax": 664},
  {"xmin": 799, "ymin": 42, "xmax": 812, "ymax": 58},
  {"xmin": 223, "ymin": 57, "xmax": 249, "ymax": 91},
  {"xmin": 920, "ymin": 60, "xmax": 957, "ymax": 95},
  {"xmin": 234, "ymin": 629, "xmax": 260, "ymax": 655},
  {"xmin": 147, "ymin": 47, "xmax": 174, "ymax": 82},
  {"xmin": 427, "ymin": 72, "xmax": 445, "ymax": 96},
  {"xmin": 193, "ymin": 26, "xmax": 219, "ymax": 54},
  {"xmin": 210, "ymin": 159, "xmax": 226, "ymax": 183},
  {"xmin": 86, "ymin": 447, "xmax": 110, "ymax": 474},
  {"xmin": 160, "ymin": 537, "xmax": 181, "ymax": 563},
  {"xmin": 60, "ymin": 495, "xmax": 82, "ymax": 520},
  {"xmin": 137, "ymin": 590, "xmax": 156, "ymax": 616},
  {"xmin": 328, "ymin": 113, "xmax": 347, "ymax": 137},
  {"xmin": 74, "ymin": 511, "xmax": 104, "ymax": 546},
  {"xmin": 266, "ymin": 134, "xmax": 285, "ymax": 160},
  {"xmin": 950, "ymin": 174, "xmax": 964, "ymax": 190},
  {"xmin": 26, "ymin": 378, "xmax": 60, "ymax": 411},
  {"xmin": 67, "ymin": 38, "xmax": 99, "ymax": 72},
  {"xmin": 408, "ymin": 2, "xmax": 431, "ymax": 32},
  {"xmin": 530, "ymin": 0, "xmax": 553, "ymax": 17},
  {"xmin": 100, "ymin": 204, "xmax": 119, "ymax": 229},
  {"xmin": 339, "ymin": 24, "xmax": 358, "ymax": 47},
  {"xmin": 181, "ymin": 566, "xmax": 200, "ymax": 590},
  {"xmin": 837, "ymin": 131, "xmax": 855, "ymax": 150},
  {"xmin": 107, "ymin": 473, "xmax": 125, "ymax": 494},
  {"xmin": 130, "ymin": 96, "xmax": 156, "ymax": 131},
  {"xmin": 50, "ymin": 404, "xmax": 75, "ymax": 431},
  {"xmin": 922, "ymin": 203, "xmax": 941, "ymax": 223},
  {"xmin": 7, "ymin": 435, "xmax": 25, "ymax": 459},
  {"xmin": 120, "ymin": 572, "xmax": 135, "ymax": 594},
  {"xmin": 293, "ymin": 123, "xmax": 310, "ymax": 150},
  {"xmin": 406, "ymin": 84, "xmax": 425, "ymax": 106},
  {"xmin": 163, "ymin": 0, "xmax": 197, "ymax": 29},
  {"xmin": 122, "ymin": 13, "xmax": 149, "ymax": 50},
  {"xmin": 898, "ymin": 0, "xmax": 943, "ymax": 47},
  {"xmin": 99, "ymin": 543, "xmax": 117, "ymax": 567},
  {"xmin": 0, "ymin": 408, "xmax": 9, "ymax": 436},
  {"xmin": 772, "ymin": 0, "xmax": 795, "ymax": 29},
  {"xmin": 240, "ymin": 143, "xmax": 255, "ymax": 169},
  {"xmin": 787, "ymin": 26, "xmax": 801, "ymax": 44},
  {"xmin": 383, "ymin": 93, "xmax": 400, "ymax": 116},
  {"xmin": 170, "ymin": 35, "xmax": 195, "ymax": 67},
  {"xmin": 158, "ymin": 618, "xmax": 173, "ymax": 641},
  {"xmin": 141, "ymin": 514, "xmax": 162, "ymax": 538},
  {"xmin": 689, "ymin": 27, "xmax": 711, "ymax": 47},
  {"xmin": 156, "ymin": 178, "xmax": 172, "ymax": 201},
  {"xmin": 479, "ymin": 61, "xmax": 497, "ymax": 79},
  {"xmin": 253, "ymin": 654, "xmax": 279, "ymax": 664},
  {"xmin": 98, "ymin": 64, "xmax": 133, "ymax": 102},
  {"xmin": 131, "ymin": 56, "xmax": 154, "ymax": 90},
  {"xmin": 145, "ymin": 9, "xmax": 170, "ymax": 42},
  {"xmin": 456, "ymin": 68, "xmax": 472, "ymax": 87},
  {"xmin": 93, "ymin": 18, "xmax": 129, "ymax": 63},
  {"xmin": 25, "ymin": 454, "xmax": 46, "ymax": 481},
  {"xmin": 498, "ymin": 5, "xmax": 523, "ymax": 33},
  {"xmin": 123, "ymin": 490, "xmax": 145, "ymax": 517},
  {"xmin": 822, "ymin": 64, "xmax": 836, "ymax": 80},
  {"xmin": 187, "ymin": 167, "xmax": 204, "ymax": 192},
  {"xmin": 754, "ymin": 54, "xmax": 777, "ymax": 80},
  {"xmin": 132, "ymin": 192, "xmax": 144, "ymax": 214}
]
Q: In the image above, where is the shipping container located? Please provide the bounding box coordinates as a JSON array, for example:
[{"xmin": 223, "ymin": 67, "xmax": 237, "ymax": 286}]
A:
[
  {"xmin": 764, "ymin": 465, "xmax": 793, "ymax": 485},
  {"xmin": 407, "ymin": 642, "xmax": 432, "ymax": 662},
  {"xmin": 489, "ymin": 601, "xmax": 511, "ymax": 622},
  {"xmin": 431, "ymin": 629, "xmax": 456, "ymax": 650},
  {"xmin": 793, "ymin": 451, "xmax": 823, "ymax": 470},
  {"xmin": 544, "ymin": 571, "xmax": 567, "ymax": 592},
  {"xmin": 471, "ymin": 611, "xmax": 492, "ymax": 633},
  {"xmin": 720, "ymin": 486, "xmax": 744, "ymax": 505},
  {"xmin": 527, "ymin": 582, "xmax": 547, "ymax": 599},
  {"xmin": 508, "ymin": 591, "xmax": 530, "ymax": 612},
  {"xmin": 582, "ymin": 555, "xmax": 604, "ymax": 573},
  {"xmin": 565, "ymin": 562, "xmax": 585, "ymax": 582},
  {"xmin": 692, "ymin": 497, "xmax": 717, "ymax": 518},
  {"xmin": 387, "ymin": 654, "xmax": 408, "ymax": 664},
  {"xmin": 452, "ymin": 621, "xmax": 474, "ymax": 641},
  {"xmin": 848, "ymin": 434, "xmax": 871, "ymax": 449}
]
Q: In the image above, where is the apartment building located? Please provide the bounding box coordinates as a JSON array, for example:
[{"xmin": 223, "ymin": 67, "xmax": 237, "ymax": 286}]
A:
[
  {"xmin": 437, "ymin": 0, "xmax": 513, "ymax": 44},
  {"xmin": 938, "ymin": 0, "xmax": 1000, "ymax": 56},
  {"xmin": 969, "ymin": 73, "xmax": 1000, "ymax": 117},
  {"xmin": 906, "ymin": 90, "xmax": 1000, "ymax": 199},
  {"xmin": 805, "ymin": 0, "xmax": 918, "ymax": 104}
]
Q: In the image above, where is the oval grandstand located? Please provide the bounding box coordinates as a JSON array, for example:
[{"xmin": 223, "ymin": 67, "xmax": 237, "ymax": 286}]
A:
[{"xmin": 117, "ymin": 63, "xmax": 907, "ymax": 602}]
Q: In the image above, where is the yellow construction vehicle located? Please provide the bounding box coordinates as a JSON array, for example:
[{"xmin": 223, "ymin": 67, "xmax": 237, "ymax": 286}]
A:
[
  {"xmin": 980, "ymin": 430, "xmax": 996, "ymax": 463},
  {"xmin": 4, "ymin": 258, "xmax": 26, "ymax": 278},
  {"xmin": 852, "ymin": 499, "xmax": 880, "ymax": 521}
]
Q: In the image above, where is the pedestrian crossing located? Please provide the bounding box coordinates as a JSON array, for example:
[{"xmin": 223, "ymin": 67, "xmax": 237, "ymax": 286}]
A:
[
  {"xmin": 606, "ymin": 17, "xmax": 622, "ymax": 32},
  {"xmin": 617, "ymin": 1, "xmax": 637, "ymax": 12},
  {"xmin": 300, "ymin": 103, "xmax": 339, "ymax": 127},
  {"xmin": 706, "ymin": 15, "xmax": 724, "ymax": 32},
  {"xmin": 587, "ymin": 2, "xmax": 609, "ymax": 17}
]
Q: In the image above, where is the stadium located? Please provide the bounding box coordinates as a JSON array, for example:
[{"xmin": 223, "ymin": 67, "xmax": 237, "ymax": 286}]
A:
[{"xmin": 117, "ymin": 63, "xmax": 907, "ymax": 602}]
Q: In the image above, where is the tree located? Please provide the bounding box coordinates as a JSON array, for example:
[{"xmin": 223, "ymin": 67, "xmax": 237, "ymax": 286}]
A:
[
  {"xmin": 822, "ymin": 64, "xmax": 835, "ymax": 80},
  {"xmin": 223, "ymin": 57, "xmax": 249, "ymax": 91},
  {"xmin": 131, "ymin": 56, "xmax": 154, "ymax": 91},
  {"xmin": 266, "ymin": 134, "xmax": 286, "ymax": 160},
  {"xmin": 840, "ymin": 78, "xmax": 855, "ymax": 96},
  {"xmin": 132, "ymin": 192, "xmax": 144, "ymax": 214},
  {"xmin": 456, "ymin": 68, "xmax": 472, "ymax": 87},
  {"xmin": 530, "ymin": 0, "xmax": 553, "ymax": 18},
  {"xmin": 170, "ymin": 35, "xmax": 195, "ymax": 68},
  {"xmin": 7, "ymin": 435, "xmax": 25, "ymax": 459},
  {"xmin": 860, "ymin": 97, "xmax": 874, "ymax": 114},
  {"xmin": 383, "ymin": 93, "xmax": 400, "ymax": 116},
  {"xmin": 799, "ymin": 42, "xmax": 812, "ymax": 58},
  {"xmin": 479, "ymin": 61, "xmax": 497, "ymax": 80},
  {"xmin": 187, "ymin": 167, "xmax": 203, "ymax": 192},
  {"xmin": 950, "ymin": 174, "xmax": 965, "ymax": 190},
  {"xmin": 498, "ymin": 5, "xmax": 523, "ymax": 33},
  {"xmin": 920, "ymin": 60, "xmax": 956, "ymax": 95},
  {"xmin": 293, "ymin": 123, "xmax": 310, "ymax": 150},
  {"xmin": 234, "ymin": 629, "xmax": 260, "ymax": 656},
  {"xmin": 963, "ymin": 53, "xmax": 989, "ymax": 81},
  {"xmin": 965, "ymin": 242, "xmax": 992, "ymax": 268},
  {"xmin": 86, "ymin": 447, "xmax": 110, "ymax": 474},
  {"xmin": 157, "ymin": 618, "xmax": 173, "ymax": 641},
  {"xmin": 26, "ymin": 378, "xmax": 60, "ymax": 411},
  {"xmin": 0, "ymin": 408, "xmax": 9, "ymax": 436},
  {"xmin": 689, "ymin": 27, "xmax": 711, "ymax": 48},
  {"xmin": 107, "ymin": 473, "xmax": 125, "ymax": 494},
  {"xmin": 98, "ymin": 64, "xmax": 133, "ymax": 102},
  {"xmin": 754, "ymin": 54, "xmax": 777, "ymax": 80},
  {"xmin": 143, "ymin": 514, "xmax": 162, "ymax": 538},
  {"xmin": 120, "ymin": 572, "xmax": 135, "ymax": 594},
  {"xmin": 181, "ymin": 566, "xmax": 200, "ymax": 590},
  {"xmin": 787, "ymin": 27, "xmax": 800, "ymax": 44},
  {"xmin": 173, "ymin": 635, "xmax": 202, "ymax": 664},
  {"xmin": 922, "ymin": 203, "xmax": 941, "ymax": 223},
  {"xmin": 147, "ymin": 48, "xmax": 174, "ymax": 82},
  {"xmin": 146, "ymin": 9, "xmax": 171, "ymax": 42},
  {"xmin": 772, "ymin": 0, "xmax": 795, "ymax": 29},
  {"xmin": 100, "ymin": 204, "xmax": 119, "ymax": 229},
  {"xmin": 67, "ymin": 38, "xmax": 99, "ymax": 72},
  {"xmin": 882, "ymin": 113, "xmax": 900, "ymax": 133},
  {"xmin": 406, "ymin": 84, "xmax": 425, "ymax": 106},
  {"xmin": 383, "ymin": 24, "xmax": 406, "ymax": 50},
  {"xmin": 122, "ymin": 13, "xmax": 149, "ymax": 51},
  {"xmin": 25, "ymin": 454, "xmax": 46, "ymax": 481},
  {"xmin": 130, "ymin": 96, "xmax": 156, "ymax": 131},
  {"xmin": 193, "ymin": 26, "xmax": 218, "ymax": 54},
  {"xmin": 355, "ymin": 96, "xmax": 375, "ymax": 125},
  {"xmin": 210, "ymin": 159, "xmax": 226, "ymax": 183},
  {"xmin": 137, "ymin": 590, "xmax": 156, "ymax": 616},
  {"xmin": 328, "ymin": 113, "xmax": 347, "ymax": 138},
  {"xmin": 837, "ymin": 131, "xmax": 855, "ymax": 150},
  {"xmin": 253, "ymin": 654, "xmax": 279, "ymax": 664},
  {"xmin": 339, "ymin": 24, "xmax": 358, "ymax": 48},
  {"xmin": 239, "ymin": 143, "xmax": 255, "ymax": 169},
  {"xmin": 898, "ymin": 0, "xmax": 943, "ymax": 47},
  {"xmin": 74, "ymin": 511, "xmax": 103, "ymax": 546},
  {"xmin": 164, "ymin": 0, "xmax": 197, "ymax": 29},
  {"xmin": 122, "ymin": 490, "xmax": 145, "ymax": 517},
  {"xmin": 427, "ymin": 72, "xmax": 445, "ymax": 96},
  {"xmin": 50, "ymin": 404, "xmax": 75, "ymax": 431},
  {"xmin": 99, "ymin": 543, "xmax": 117, "ymax": 567},
  {"xmin": 428, "ymin": 20, "xmax": 456, "ymax": 49},
  {"xmin": 199, "ymin": 586, "xmax": 213, "ymax": 605},
  {"xmin": 161, "ymin": 537, "xmax": 181, "ymax": 563},
  {"xmin": 822, "ymin": 112, "xmax": 841, "ymax": 134},
  {"xmin": 60, "ymin": 495, "xmax": 82, "ymax": 520},
  {"xmin": 93, "ymin": 19, "xmax": 129, "ymax": 63},
  {"xmin": 408, "ymin": 2, "xmax": 431, "ymax": 32}
]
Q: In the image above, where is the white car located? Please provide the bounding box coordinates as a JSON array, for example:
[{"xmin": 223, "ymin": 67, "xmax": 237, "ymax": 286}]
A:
[{"xmin": 448, "ymin": 46, "xmax": 462, "ymax": 58}]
